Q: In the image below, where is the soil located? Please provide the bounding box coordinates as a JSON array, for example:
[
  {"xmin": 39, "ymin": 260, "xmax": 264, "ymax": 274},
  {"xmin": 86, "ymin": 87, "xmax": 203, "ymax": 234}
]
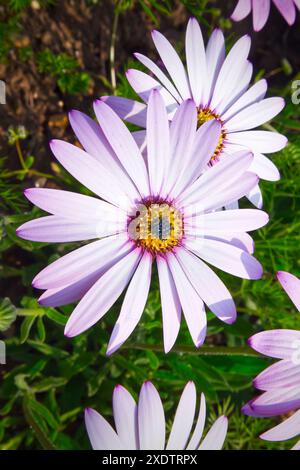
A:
[{"xmin": 0, "ymin": 0, "xmax": 299, "ymax": 176}]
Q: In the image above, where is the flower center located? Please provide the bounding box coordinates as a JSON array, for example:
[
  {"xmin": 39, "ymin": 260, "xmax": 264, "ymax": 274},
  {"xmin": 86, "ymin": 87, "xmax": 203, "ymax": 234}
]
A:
[
  {"xmin": 128, "ymin": 200, "xmax": 184, "ymax": 254},
  {"xmin": 197, "ymin": 107, "xmax": 226, "ymax": 162}
]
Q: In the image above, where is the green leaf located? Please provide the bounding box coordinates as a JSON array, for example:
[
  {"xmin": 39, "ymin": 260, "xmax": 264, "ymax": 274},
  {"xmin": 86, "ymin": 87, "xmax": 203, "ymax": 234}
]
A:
[
  {"xmin": 27, "ymin": 340, "xmax": 69, "ymax": 358},
  {"xmin": 14, "ymin": 373, "xmax": 31, "ymax": 391},
  {"xmin": 0, "ymin": 297, "xmax": 17, "ymax": 331},
  {"xmin": 36, "ymin": 317, "xmax": 46, "ymax": 342},
  {"xmin": 145, "ymin": 350, "xmax": 160, "ymax": 370},
  {"xmin": 24, "ymin": 155, "xmax": 34, "ymax": 169},
  {"xmin": 20, "ymin": 316, "xmax": 35, "ymax": 343},
  {"xmin": 31, "ymin": 377, "xmax": 67, "ymax": 393},
  {"xmin": 46, "ymin": 308, "xmax": 68, "ymax": 326},
  {"xmin": 22, "ymin": 396, "xmax": 57, "ymax": 450},
  {"xmin": 204, "ymin": 356, "xmax": 269, "ymax": 376}
]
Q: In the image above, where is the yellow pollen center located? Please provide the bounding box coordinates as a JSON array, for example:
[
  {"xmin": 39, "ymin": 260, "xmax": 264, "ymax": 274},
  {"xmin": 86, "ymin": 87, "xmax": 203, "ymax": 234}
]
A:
[
  {"xmin": 197, "ymin": 107, "xmax": 226, "ymax": 162},
  {"xmin": 128, "ymin": 202, "xmax": 184, "ymax": 254}
]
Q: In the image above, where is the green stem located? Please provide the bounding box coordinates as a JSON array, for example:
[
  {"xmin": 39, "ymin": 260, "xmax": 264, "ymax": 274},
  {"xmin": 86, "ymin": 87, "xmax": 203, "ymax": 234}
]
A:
[
  {"xmin": 15, "ymin": 139, "xmax": 27, "ymax": 170},
  {"xmin": 2, "ymin": 169, "xmax": 54, "ymax": 179},
  {"xmin": 123, "ymin": 343, "xmax": 261, "ymax": 357},
  {"xmin": 16, "ymin": 308, "xmax": 45, "ymax": 317},
  {"xmin": 109, "ymin": 9, "xmax": 120, "ymax": 93}
]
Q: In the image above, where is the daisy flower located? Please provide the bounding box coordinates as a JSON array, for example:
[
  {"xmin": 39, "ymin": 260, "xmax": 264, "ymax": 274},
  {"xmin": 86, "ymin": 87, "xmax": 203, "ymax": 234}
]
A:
[
  {"xmin": 243, "ymin": 271, "xmax": 300, "ymax": 450},
  {"xmin": 85, "ymin": 381, "xmax": 228, "ymax": 450},
  {"xmin": 103, "ymin": 18, "xmax": 287, "ymax": 208},
  {"xmin": 232, "ymin": 0, "xmax": 300, "ymax": 32},
  {"xmin": 17, "ymin": 90, "xmax": 268, "ymax": 354}
]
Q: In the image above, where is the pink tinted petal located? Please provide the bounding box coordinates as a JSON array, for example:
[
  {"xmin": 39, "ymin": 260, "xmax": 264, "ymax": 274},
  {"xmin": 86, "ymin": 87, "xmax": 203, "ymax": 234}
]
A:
[
  {"xmin": 205, "ymin": 232, "xmax": 255, "ymax": 254},
  {"xmin": 186, "ymin": 393, "xmax": 206, "ymax": 450},
  {"xmin": 64, "ymin": 248, "xmax": 142, "ymax": 337},
  {"xmin": 216, "ymin": 61, "xmax": 253, "ymax": 116},
  {"xmin": 204, "ymin": 29, "xmax": 225, "ymax": 105},
  {"xmin": 249, "ymin": 330, "xmax": 300, "ymax": 359},
  {"xmin": 100, "ymin": 96, "xmax": 147, "ymax": 127},
  {"xmin": 146, "ymin": 90, "xmax": 170, "ymax": 196},
  {"xmin": 254, "ymin": 359, "xmax": 300, "ymax": 391},
  {"xmin": 85, "ymin": 408, "xmax": 123, "ymax": 450},
  {"xmin": 126, "ymin": 69, "xmax": 179, "ymax": 114},
  {"xmin": 225, "ymin": 97, "xmax": 285, "ymax": 132},
  {"xmin": 68, "ymin": 110, "xmax": 137, "ymax": 197},
  {"xmin": 164, "ymin": 99, "xmax": 197, "ymax": 197},
  {"xmin": 273, "ymin": 0, "xmax": 296, "ymax": 24},
  {"xmin": 93, "ymin": 100, "xmax": 149, "ymax": 198},
  {"xmin": 261, "ymin": 410, "xmax": 300, "ymax": 442},
  {"xmin": 24, "ymin": 188, "xmax": 126, "ymax": 222},
  {"xmin": 69, "ymin": 110, "xmax": 115, "ymax": 163},
  {"xmin": 132, "ymin": 130, "xmax": 147, "ymax": 154},
  {"xmin": 291, "ymin": 439, "xmax": 300, "ymax": 450},
  {"xmin": 249, "ymin": 153, "xmax": 280, "ymax": 182},
  {"xmin": 167, "ymin": 381, "xmax": 197, "ymax": 450},
  {"xmin": 39, "ymin": 270, "xmax": 102, "ymax": 307},
  {"xmin": 167, "ymin": 254, "xmax": 207, "ymax": 348},
  {"xmin": 50, "ymin": 140, "xmax": 132, "ymax": 210},
  {"xmin": 222, "ymin": 79, "xmax": 268, "ymax": 122},
  {"xmin": 68, "ymin": 110, "xmax": 109, "ymax": 159},
  {"xmin": 177, "ymin": 150, "xmax": 253, "ymax": 208},
  {"xmin": 295, "ymin": 0, "xmax": 300, "ymax": 11},
  {"xmin": 185, "ymin": 238, "xmax": 263, "ymax": 280},
  {"xmin": 171, "ymin": 120, "xmax": 222, "ymax": 197},
  {"xmin": 198, "ymin": 416, "xmax": 228, "ymax": 450},
  {"xmin": 185, "ymin": 18, "xmax": 207, "ymax": 106},
  {"xmin": 185, "ymin": 209, "xmax": 269, "ymax": 235},
  {"xmin": 107, "ymin": 252, "xmax": 152, "ymax": 355},
  {"xmin": 196, "ymin": 173, "xmax": 258, "ymax": 213},
  {"xmin": 246, "ymin": 183, "xmax": 263, "ymax": 209},
  {"xmin": 252, "ymin": 0, "xmax": 271, "ymax": 31},
  {"xmin": 176, "ymin": 248, "xmax": 236, "ymax": 324},
  {"xmin": 138, "ymin": 381, "xmax": 166, "ymax": 450},
  {"xmin": 277, "ymin": 271, "xmax": 300, "ymax": 311},
  {"xmin": 228, "ymin": 131, "xmax": 287, "ymax": 154},
  {"xmin": 231, "ymin": 0, "xmax": 252, "ymax": 21},
  {"xmin": 157, "ymin": 256, "xmax": 181, "ymax": 353},
  {"xmin": 151, "ymin": 29, "xmax": 191, "ymax": 100},
  {"xmin": 33, "ymin": 235, "xmax": 130, "ymax": 290},
  {"xmin": 38, "ymin": 241, "xmax": 132, "ymax": 307},
  {"xmin": 246, "ymin": 388, "xmax": 300, "ymax": 416},
  {"xmin": 210, "ymin": 35, "xmax": 251, "ymax": 111},
  {"xmin": 17, "ymin": 216, "xmax": 107, "ymax": 243},
  {"xmin": 134, "ymin": 53, "xmax": 181, "ymax": 103},
  {"xmin": 113, "ymin": 385, "xmax": 138, "ymax": 449}
]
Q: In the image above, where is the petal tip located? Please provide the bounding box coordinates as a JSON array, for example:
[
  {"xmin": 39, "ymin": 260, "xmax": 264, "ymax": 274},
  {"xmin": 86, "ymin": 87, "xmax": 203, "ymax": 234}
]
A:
[{"xmin": 64, "ymin": 323, "xmax": 76, "ymax": 338}]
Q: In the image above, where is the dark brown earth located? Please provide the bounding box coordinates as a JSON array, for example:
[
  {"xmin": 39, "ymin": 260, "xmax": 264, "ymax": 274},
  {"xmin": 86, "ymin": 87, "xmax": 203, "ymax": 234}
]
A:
[{"xmin": 0, "ymin": 0, "xmax": 299, "ymax": 175}]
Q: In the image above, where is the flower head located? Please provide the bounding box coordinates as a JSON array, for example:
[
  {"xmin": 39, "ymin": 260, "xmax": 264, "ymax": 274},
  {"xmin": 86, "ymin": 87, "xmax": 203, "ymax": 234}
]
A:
[
  {"xmin": 85, "ymin": 381, "xmax": 228, "ymax": 450},
  {"xmin": 243, "ymin": 271, "xmax": 300, "ymax": 449},
  {"xmin": 232, "ymin": 0, "xmax": 300, "ymax": 32},
  {"xmin": 103, "ymin": 18, "xmax": 287, "ymax": 208},
  {"xmin": 17, "ymin": 90, "xmax": 267, "ymax": 354}
]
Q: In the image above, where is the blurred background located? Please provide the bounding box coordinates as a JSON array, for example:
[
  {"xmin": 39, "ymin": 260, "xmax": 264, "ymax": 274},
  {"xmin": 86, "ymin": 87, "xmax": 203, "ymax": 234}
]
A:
[{"xmin": 0, "ymin": 0, "xmax": 300, "ymax": 450}]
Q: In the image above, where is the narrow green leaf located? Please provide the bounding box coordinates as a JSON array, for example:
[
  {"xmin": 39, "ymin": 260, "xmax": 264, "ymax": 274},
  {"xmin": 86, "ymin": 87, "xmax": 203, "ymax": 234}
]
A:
[
  {"xmin": 0, "ymin": 297, "xmax": 17, "ymax": 331},
  {"xmin": 36, "ymin": 317, "xmax": 46, "ymax": 342},
  {"xmin": 20, "ymin": 316, "xmax": 35, "ymax": 343},
  {"xmin": 46, "ymin": 308, "xmax": 68, "ymax": 326},
  {"xmin": 22, "ymin": 396, "xmax": 57, "ymax": 450}
]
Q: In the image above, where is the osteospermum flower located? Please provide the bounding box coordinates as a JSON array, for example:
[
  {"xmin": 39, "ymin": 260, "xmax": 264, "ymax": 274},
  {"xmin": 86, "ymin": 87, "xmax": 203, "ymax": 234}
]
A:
[
  {"xmin": 232, "ymin": 0, "xmax": 300, "ymax": 32},
  {"xmin": 103, "ymin": 17, "xmax": 287, "ymax": 208},
  {"xmin": 85, "ymin": 381, "xmax": 228, "ymax": 450},
  {"xmin": 17, "ymin": 90, "xmax": 268, "ymax": 354},
  {"xmin": 243, "ymin": 271, "xmax": 300, "ymax": 450}
]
